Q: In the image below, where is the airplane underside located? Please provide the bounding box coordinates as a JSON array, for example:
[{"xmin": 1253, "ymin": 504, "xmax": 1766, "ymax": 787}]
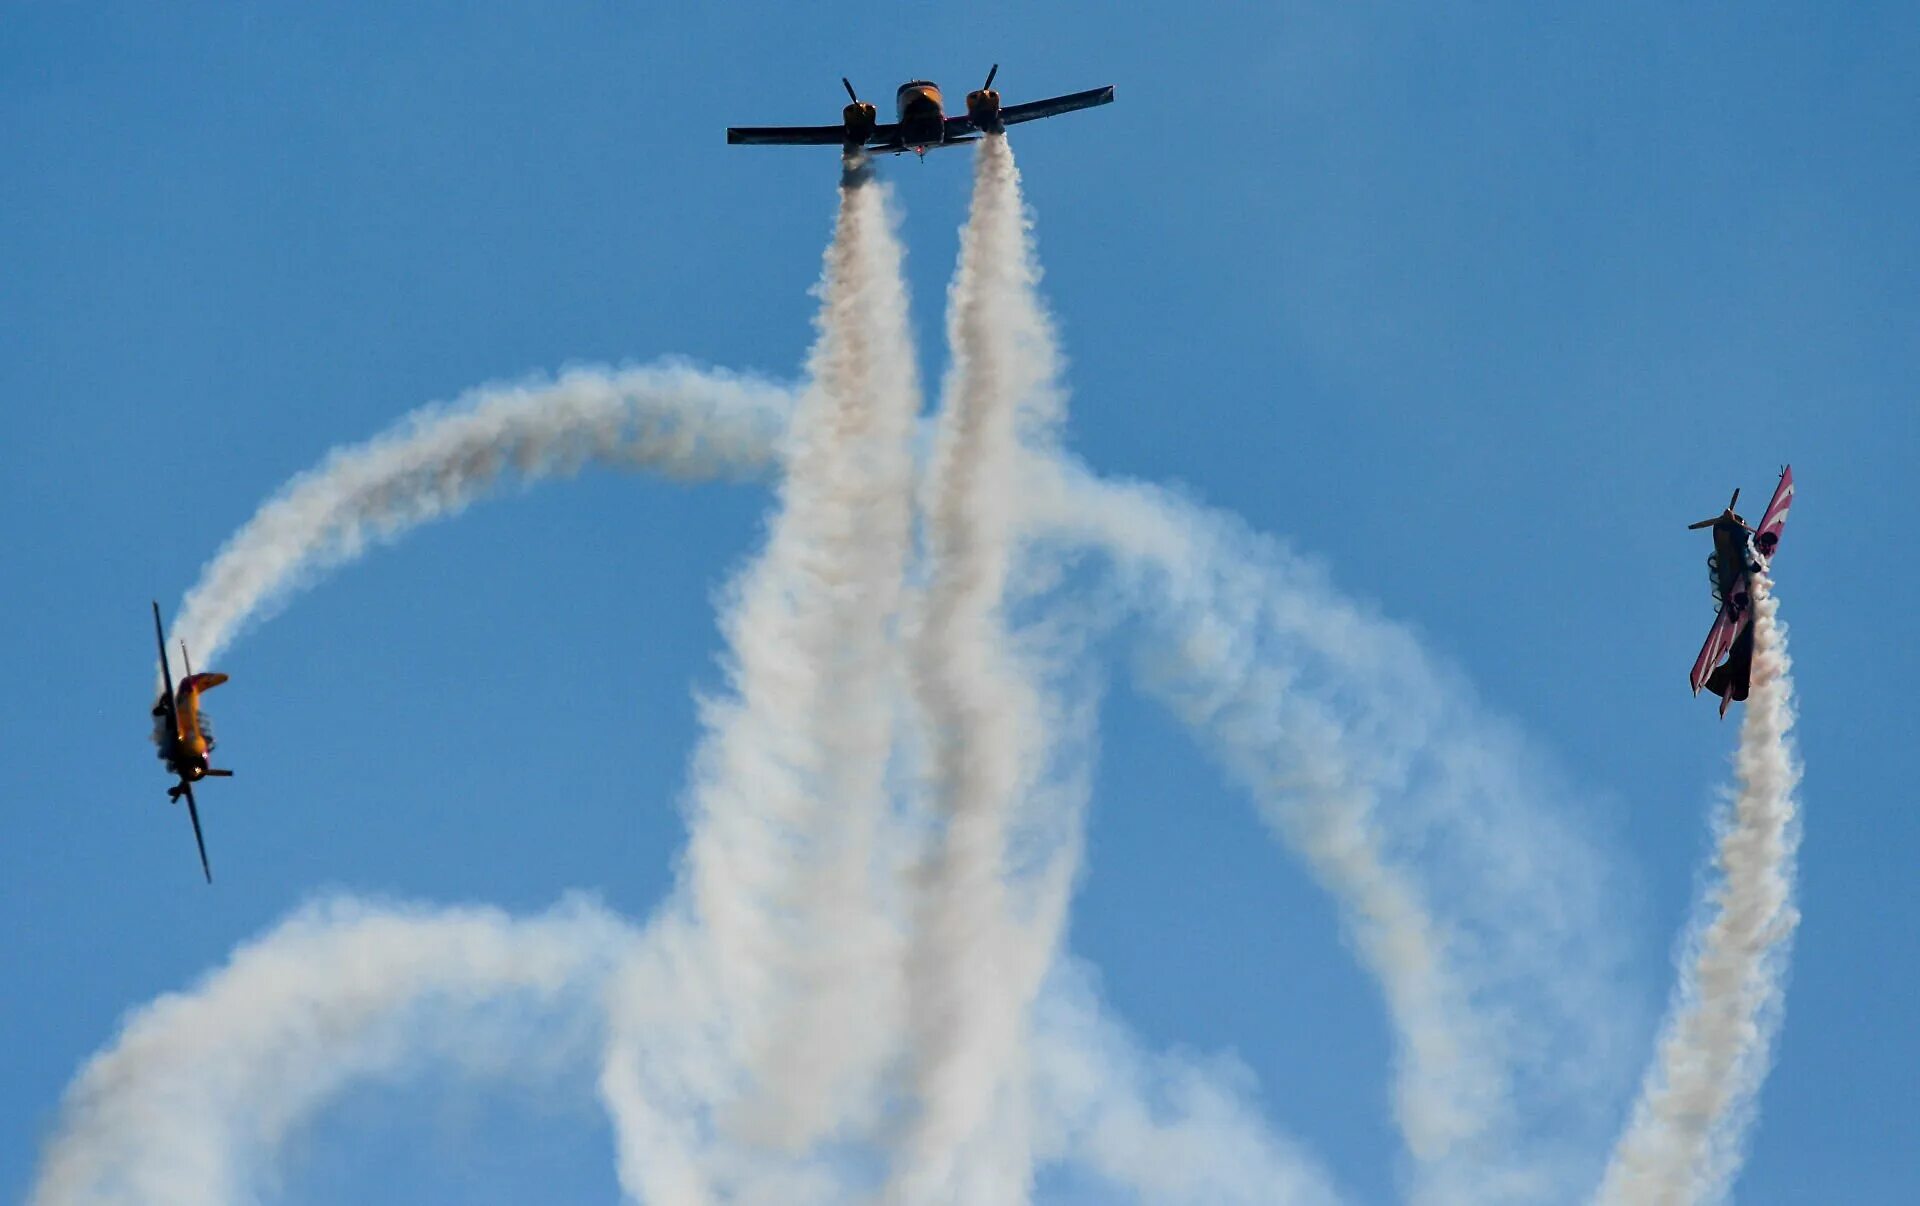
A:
[
  {"xmin": 726, "ymin": 69, "xmax": 1112, "ymax": 157},
  {"xmin": 1704, "ymin": 624, "xmax": 1755, "ymax": 708}
]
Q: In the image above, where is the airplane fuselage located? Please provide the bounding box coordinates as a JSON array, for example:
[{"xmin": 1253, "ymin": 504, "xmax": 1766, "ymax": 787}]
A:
[
  {"xmin": 895, "ymin": 81, "xmax": 947, "ymax": 151},
  {"xmin": 154, "ymin": 700, "xmax": 210, "ymax": 783},
  {"xmin": 154, "ymin": 673, "xmax": 225, "ymax": 785},
  {"xmin": 1707, "ymin": 516, "xmax": 1752, "ymax": 611}
]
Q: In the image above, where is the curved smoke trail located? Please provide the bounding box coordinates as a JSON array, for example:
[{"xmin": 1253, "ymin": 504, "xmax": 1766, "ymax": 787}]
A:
[
  {"xmin": 1026, "ymin": 458, "xmax": 1632, "ymax": 1203},
  {"xmin": 1595, "ymin": 571, "xmax": 1801, "ymax": 1206},
  {"xmin": 121, "ymin": 374, "xmax": 1634, "ymax": 1203},
  {"xmin": 168, "ymin": 362, "xmax": 790, "ymax": 673},
  {"xmin": 63, "ymin": 134, "xmax": 1790, "ymax": 1205},
  {"xmin": 117, "ymin": 373, "xmax": 1623, "ymax": 1202},
  {"xmin": 31, "ymin": 898, "xmax": 1340, "ymax": 1206},
  {"xmin": 30, "ymin": 896, "xmax": 628, "ymax": 1206}
]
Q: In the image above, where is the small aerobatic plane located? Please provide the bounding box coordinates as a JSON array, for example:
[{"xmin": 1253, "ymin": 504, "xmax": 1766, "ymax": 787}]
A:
[
  {"xmin": 1687, "ymin": 466, "xmax": 1794, "ymax": 716},
  {"xmin": 150, "ymin": 602, "xmax": 232, "ymax": 881},
  {"xmin": 726, "ymin": 66, "xmax": 1114, "ymax": 157}
]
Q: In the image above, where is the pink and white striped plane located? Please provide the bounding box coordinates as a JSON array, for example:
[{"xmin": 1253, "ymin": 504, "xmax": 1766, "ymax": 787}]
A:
[{"xmin": 1687, "ymin": 465, "xmax": 1795, "ymax": 716}]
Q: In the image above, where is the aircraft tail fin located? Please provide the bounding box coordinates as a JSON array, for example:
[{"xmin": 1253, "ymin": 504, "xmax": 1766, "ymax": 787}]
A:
[
  {"xmin": 180, "ymin": 672, "xmax": 229, "ymax": 695},
  {"xmin": 1703, "ymin": 625, "xmax": 1756, "ymax": 715}
]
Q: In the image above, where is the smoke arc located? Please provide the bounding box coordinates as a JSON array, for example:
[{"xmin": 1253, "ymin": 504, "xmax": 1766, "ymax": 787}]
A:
[
  {"xmin": 30, "ymin": 897, "xmax": 628, "ymax": 1206},
  {"xmin": 72, "ymin": 129, "xmax": 1806, "ymax": 1206},
  {"xmin": 169, "ymin": 363, "xmax": 790, "ymax": 676}
]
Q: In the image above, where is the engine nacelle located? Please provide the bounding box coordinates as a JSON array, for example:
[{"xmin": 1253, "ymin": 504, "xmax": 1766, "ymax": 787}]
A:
[
  {"xmin": 843, "ymin": 100, "xmax": 877, "ymax": 145},
  {"xmin": 966, "ymin": 88, "xmax": 1002, "ymax": 132}
]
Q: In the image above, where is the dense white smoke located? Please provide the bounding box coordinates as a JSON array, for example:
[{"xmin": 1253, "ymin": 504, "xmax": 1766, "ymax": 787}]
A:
[
  {"xmin": 595, "ymin": 154, "xmax": 923, "ymax": 1202},
  {"xmin": 30, "ymin": 899, "xmax": 1339, "ymax": 1206},
  {"xmin": 891, "ymin": 134, "xmax": 1068, "ymax": 1205},
  {"xmin": 1595, "ymin": 572, "xmax": 1801, "ymax": 1206},
  {"xmin": 47, "ymin": 135, "xmax": 1799, "ymax": 1206}
]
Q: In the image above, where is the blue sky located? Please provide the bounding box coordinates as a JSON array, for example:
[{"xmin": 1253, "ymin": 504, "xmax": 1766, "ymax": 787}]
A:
[{"xmin": 4, "ymin": 3, "xmax": 1915, "ymax": 1202}]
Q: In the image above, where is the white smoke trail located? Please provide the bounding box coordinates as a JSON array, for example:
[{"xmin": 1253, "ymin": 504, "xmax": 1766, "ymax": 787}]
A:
[
  {"xmin": 1025, "ymin": 457, "xmax": 1634, "ymax": 1204},
  {"xmin": 1595, "ymin": 572, "xmax": 1801, "ymax": 1206},
  {"xmin": 168, "ymin": 362, "xmax": 790, "ymax": 673},
  {"xmin": 722, "ymin": 154, "xmax": 920, "ymax": 1150},
  {"xmin": 890, "ymin": 134, "xmax": 1066, "ymax": 1205},
  {"xmin": 75, "ymin": 141, "xmax": 1692, "ymax": 1206},
  {"xmin": 129, "ymin": 400, "xmax": 1624, "ymax": 1202},
  {"xmin": 30, "ymin": 896, "xmax": 628, "ymax": 1206},
  {"xmin": 32, "ymin": 894, "xmax": 1339, "ymax": 1206},
  {"xmin": 126, "ymin": 384, "xmax": 1633, "ymax": 1204},
  {"xmin": 1030, "ymin": 959, "xmax": 1347, "ymax": 1206},
  {"xmin": 597, "ymin": 155, "xmax": 922, "ymax": 1201}
]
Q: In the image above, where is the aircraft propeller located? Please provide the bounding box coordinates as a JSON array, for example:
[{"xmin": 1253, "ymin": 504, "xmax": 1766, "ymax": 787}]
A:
[
  {"xmin": 982, "ymin": 63, "xmax": 998, "ymax": 91},
  {"xmin": 839, "ymin": 77, "xmax": 878, "ymax": 146},
  {"xmin": 1688, "ymin": 487, "xmax": 1743, "ymax": 530}
]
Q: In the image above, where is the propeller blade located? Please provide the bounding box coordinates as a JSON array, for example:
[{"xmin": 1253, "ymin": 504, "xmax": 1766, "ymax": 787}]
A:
[
  {"xmin": 1728, "ymin": 487, "xmax": 1740, "ymax": 509},
  {"xmin": 842, "ymin": 77, "xmax": 859, "ymax": 103},
  {"xmin": 983, "ymin": 63, "xmax": 998, "ymax": 91},
  {"xmin": 1687, "ymin": 518, "xmax": 1722, "ymax": 530}
]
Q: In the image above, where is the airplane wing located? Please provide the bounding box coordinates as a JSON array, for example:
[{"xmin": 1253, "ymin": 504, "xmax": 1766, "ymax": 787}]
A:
[
  {"xmin": 181, "ymin": 780, "xmax": 212, "ymax": 883},
  {"xmin": 1751, "ymin": 465, "xmax": 1794, "ymax": 561},
  {"xmin": 151, "ymin": 601, "xmax": 177, "ymax": 725},
  {"xmin": 999, "ymin": 85, "xmax": 1115, "ymax": 127},
  {"xmin": 1690, "ymin": 604, "xmax": 1748, "ymax": 696},
  {"xmin": 945, "ymin": 86, "xmax": 1116, "ymax": 138},
  {"xmin": 727, "ymin": 124, "xmax": 909, "ymax": 150},
  {"xmin": 727, "ymin": 125, "xmax": 850, "ymax": 145}
]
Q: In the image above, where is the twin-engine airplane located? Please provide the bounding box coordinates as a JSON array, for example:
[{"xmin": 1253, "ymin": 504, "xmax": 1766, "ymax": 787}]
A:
[
  {"xmin": 727, "ymin": 66, "xmax": 1114, "ymax": 157},
  {"xmin": 151, "ymin": 602, "xmax": 232, "ymax": 881},
  {"xmin": 1687, "ymin": 466, "xmax": 1794, "ymax": 716}
]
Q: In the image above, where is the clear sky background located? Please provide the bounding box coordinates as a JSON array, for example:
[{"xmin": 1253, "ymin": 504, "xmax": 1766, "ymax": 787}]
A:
[{"xmin": 3, "ymin": 3, "xmax": 1915, "ymax": 1202}]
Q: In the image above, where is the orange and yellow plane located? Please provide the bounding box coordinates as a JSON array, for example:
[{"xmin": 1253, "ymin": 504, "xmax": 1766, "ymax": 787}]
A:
[{"xmin": 151, "ymin": 601, "xmax": 231, "ymax": 882}]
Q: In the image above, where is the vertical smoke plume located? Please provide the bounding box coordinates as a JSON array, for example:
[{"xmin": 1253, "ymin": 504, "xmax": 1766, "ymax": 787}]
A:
[
  {"xmin": 599, "ymin": 152, "xmax": 922, "ymax": 1200},
  {"xmin": 892, "ymin": 134, "xmax": 1065, "ymax": 1205},
  {"xmin": 1595, "ymin": 571, "xmax": 1801, "ymax": 1206}
]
